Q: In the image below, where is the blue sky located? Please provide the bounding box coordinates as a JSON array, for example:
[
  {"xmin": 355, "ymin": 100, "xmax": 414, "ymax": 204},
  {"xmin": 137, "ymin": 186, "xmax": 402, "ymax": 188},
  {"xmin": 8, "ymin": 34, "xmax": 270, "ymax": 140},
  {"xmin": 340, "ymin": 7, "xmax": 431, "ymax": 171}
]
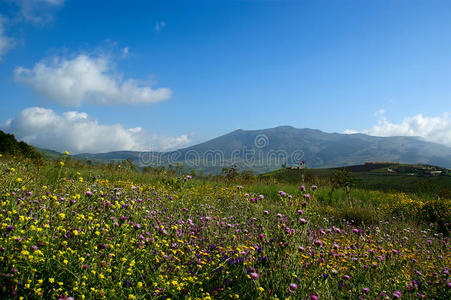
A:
[{"xmin": 1, "ymin": 0, "xmax": 451, "ymax": 153}]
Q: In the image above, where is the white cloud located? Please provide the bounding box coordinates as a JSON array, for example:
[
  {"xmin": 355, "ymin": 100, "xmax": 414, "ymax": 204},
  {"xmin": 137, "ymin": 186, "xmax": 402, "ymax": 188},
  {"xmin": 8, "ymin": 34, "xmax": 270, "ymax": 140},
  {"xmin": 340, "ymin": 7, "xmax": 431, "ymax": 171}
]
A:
[
  {"xmin": 156, "ymin": 134, "xmax": 193, "ymax": 151},
  {"xmin": 2, "ymin": 107, "xmax": 193, "ymax": 154},
  {"xmin": 0, "ymin": 17, "xmax": 15, "ymax": 60},
  {"xmin": 14, "ymin": 54, "xmax": 172, "ymax": 106},
  {"xmin": 41, "ymin": 0, "xmax": 65, "ymax": 4},
  {"xmin": 345, "ymin": 113, "xmax": 451, "ymax": 147},
  {"xmin": 14, "ymin": 0, "xmax": 64, "ymax": 23},
  {"xmin": 0, "ymin": 0, "xmax": 62, "ymax": 59},
  {"xmin": 373, "ymin": 108, "xmax": 385, "ymax": 117},
  {"xmin": 343, "ymin": 129, "xmax": 358, "ymax": 134},
  {"xmin": 155, "ymin": 21, "xmax": 166, "ymax": 32}
]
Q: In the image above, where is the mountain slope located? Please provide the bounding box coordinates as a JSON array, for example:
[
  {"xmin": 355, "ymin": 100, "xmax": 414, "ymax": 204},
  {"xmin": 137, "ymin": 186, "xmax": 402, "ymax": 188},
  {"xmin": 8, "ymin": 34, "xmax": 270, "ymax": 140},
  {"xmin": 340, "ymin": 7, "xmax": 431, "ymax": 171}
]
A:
[
  {"xmin": 62, "ymin": 126, "xmax": 451, "ymax": 173},
  {"xmin": 167, "ymin": 126, "xmax": 451, "ymax": 172}
]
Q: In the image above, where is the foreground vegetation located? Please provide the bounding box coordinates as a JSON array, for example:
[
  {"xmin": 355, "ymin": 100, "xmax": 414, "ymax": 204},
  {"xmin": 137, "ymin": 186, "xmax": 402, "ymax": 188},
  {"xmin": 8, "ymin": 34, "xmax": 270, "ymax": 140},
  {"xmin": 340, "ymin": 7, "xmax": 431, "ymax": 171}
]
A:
[{"xmin": 1, "ymin": 154, "xmax": 450, "ymax": 299}]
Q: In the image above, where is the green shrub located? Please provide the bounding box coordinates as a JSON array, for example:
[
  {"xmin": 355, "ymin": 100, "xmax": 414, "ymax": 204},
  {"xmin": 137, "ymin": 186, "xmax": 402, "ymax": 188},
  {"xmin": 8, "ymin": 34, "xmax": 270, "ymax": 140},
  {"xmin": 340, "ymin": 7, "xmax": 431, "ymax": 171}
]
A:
[
  {"xmin": 420, "ymin": 198, "xmax": 451, "ymax": 234},
  {"xmin": 319, "ymin": 204, "xmax": 379, "ymax": 225}
]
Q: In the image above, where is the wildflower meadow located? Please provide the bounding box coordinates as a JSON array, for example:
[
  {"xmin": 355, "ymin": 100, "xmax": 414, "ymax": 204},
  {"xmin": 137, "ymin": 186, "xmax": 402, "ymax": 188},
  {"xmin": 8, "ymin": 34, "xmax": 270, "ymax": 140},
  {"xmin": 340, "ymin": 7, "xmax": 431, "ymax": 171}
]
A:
[{"xmin": 0, "ymin": 154, "xmax": 450, "ymax": 299}]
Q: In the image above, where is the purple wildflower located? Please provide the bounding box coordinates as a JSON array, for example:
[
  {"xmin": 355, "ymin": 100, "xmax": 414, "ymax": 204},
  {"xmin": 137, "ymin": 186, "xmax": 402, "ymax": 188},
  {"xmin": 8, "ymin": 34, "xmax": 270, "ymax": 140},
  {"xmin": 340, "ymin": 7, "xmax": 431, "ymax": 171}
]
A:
[{"xmin": 392, "ymin": 291, "xmax": 401, "ymax": 298}]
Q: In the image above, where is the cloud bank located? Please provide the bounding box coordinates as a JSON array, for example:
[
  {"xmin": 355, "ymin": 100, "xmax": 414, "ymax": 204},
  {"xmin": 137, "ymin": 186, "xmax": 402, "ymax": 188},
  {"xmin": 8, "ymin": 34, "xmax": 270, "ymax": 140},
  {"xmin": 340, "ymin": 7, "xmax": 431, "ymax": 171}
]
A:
[
  {"xmin": 345, "ymin": 113, "xmax": 451, "ymax": 147},
  {"xmin": 3, "ymin": 107, "xmax": 192, "ymax": 154},
  {"xmin": 14, "ymin": 54, "xmax": 172, "ymax": 106}
]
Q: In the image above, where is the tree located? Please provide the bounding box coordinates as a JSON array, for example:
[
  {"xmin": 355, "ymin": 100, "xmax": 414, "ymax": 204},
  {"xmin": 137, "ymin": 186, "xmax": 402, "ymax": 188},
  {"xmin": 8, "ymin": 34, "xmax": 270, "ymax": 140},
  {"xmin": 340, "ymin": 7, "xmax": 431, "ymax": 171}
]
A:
[
  {"xmin": 176, "ymin": 163, "xmax": 184, "ymax": 175},
  {"xmin": 329, "ymin": 168, "xmax": 357, "ymax": 203},
  {"xmin": 222, "ymin": 164, "xmax": 239, "ymax": 182},
  {"xmin": 0, "ymin": 130, "xmax": 42, "ymax": 160},
  {"xmin": 240, "ymin": 170, "xmax": 255, "ymax": 182}
]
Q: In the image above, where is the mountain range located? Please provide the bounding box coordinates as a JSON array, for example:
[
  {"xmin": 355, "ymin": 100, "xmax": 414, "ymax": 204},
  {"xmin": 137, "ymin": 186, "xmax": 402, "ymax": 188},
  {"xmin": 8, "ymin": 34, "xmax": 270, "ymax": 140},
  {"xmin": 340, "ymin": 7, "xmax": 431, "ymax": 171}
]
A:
[{"xmin": 50, "ymin": 126, "xmax": 451, "ymax": 174}]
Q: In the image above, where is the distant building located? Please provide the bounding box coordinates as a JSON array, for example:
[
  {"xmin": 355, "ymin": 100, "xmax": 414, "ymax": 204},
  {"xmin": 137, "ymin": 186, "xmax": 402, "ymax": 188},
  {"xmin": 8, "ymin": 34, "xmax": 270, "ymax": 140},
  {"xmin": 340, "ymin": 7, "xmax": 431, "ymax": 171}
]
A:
[
  {"xmin": 430, "ymin": 171, "xmax": 443, "ymax": 176},
  {"xmin": 287, "ymin": 166, "xmax": 304, "ymax": 170}
]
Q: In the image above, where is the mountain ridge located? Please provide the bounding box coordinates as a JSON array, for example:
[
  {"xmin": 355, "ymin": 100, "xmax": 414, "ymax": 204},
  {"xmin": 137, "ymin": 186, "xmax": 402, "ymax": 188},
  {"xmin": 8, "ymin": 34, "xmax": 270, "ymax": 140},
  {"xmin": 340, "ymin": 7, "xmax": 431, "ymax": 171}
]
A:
[{"xmin": 36, "ymin": 126, "xmax": 451, "ymax": 173}]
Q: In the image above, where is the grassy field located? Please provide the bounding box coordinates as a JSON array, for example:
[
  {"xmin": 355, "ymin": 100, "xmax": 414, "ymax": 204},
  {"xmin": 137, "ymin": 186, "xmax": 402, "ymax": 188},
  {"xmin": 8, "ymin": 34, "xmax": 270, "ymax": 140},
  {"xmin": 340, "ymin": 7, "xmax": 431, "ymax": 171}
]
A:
[
  {"xmin": 0, "ymin": 154, "xmax": 450, "ymax": 299},
  {"xmin": 260, "ymin": 164, "xmax": 451, "ymax": 197}
]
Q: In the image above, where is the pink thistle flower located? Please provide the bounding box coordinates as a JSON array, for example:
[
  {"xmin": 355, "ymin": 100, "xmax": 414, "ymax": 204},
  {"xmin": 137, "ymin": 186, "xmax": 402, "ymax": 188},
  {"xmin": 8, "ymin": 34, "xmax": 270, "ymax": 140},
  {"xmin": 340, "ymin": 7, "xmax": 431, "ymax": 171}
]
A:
[
  {"xmin": 314, "ymin": 239, "xmax": 323, "ymax": 246},
  {"xmin": 393, "ymin": 291, "xmax": 401, "ymax": 298}
]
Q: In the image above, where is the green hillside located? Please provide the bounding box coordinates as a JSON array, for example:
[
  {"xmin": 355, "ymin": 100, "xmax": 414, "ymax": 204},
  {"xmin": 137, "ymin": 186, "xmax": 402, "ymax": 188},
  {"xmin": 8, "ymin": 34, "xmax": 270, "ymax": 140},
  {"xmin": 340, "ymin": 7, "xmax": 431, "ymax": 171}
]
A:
[
  {"xmin": 260, "ymin": 163, "xmax": 451, "ymax": 195},
  {"xmin": 0, "ymin": 130, "xmax": 42, "ymax": 159}
]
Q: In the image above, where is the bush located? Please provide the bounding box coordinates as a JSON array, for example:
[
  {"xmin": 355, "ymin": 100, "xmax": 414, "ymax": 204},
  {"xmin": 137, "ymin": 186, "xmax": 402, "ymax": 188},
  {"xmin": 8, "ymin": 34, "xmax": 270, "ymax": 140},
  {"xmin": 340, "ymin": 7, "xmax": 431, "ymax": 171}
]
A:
[
  {"xmin": 387, "ymin": 193, "xmax": 421, "ymax": 217},
  {"xmin": 319, "ymin": 205, "xmax": 379, "ymax": 225},
  {"xmin": 420, "ymin": 199, "xmax": 451, "ymax": 234}
]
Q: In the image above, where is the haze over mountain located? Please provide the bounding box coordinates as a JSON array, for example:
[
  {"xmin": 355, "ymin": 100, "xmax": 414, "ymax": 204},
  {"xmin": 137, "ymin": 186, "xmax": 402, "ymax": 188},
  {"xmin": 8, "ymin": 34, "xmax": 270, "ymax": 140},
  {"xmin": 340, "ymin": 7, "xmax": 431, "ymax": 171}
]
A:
[{"xmin": 69, "ymin": 126, "xmax": 451, "ymax": 173}]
